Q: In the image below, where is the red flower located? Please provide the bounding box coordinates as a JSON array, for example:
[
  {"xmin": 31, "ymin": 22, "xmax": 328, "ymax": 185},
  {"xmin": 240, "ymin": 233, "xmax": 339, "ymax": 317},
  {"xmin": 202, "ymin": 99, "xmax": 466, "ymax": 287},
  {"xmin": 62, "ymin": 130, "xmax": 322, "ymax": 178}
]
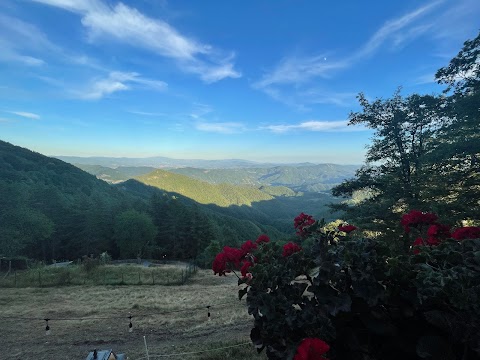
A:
[
  {"xmin": 426, "ymin": 237, "xmax": 441, "ymax": 246},
  {"xmin": 212, "ymin": 253, "xmax": 228, "ymax": 276},
  {"xmin": 338, "ymin": 224, "xmax": 357, "ymax": 233},
  {"xmin": 451, "ymin": 226, "xmax": 480, "ymax": 241},
  {"xmin": 412, "ymin": 236, "xmax": 441, "ymax": 254},
  {"xmin": 240, "ymin": 240, "xmax": 258, "ymax": 255},
  {"xmin": 427, "ymin": 224, "xmax": 451, "ymax": 239},
  {"xmin": 256, "ymin": 234, "xmax": 270, "ymax": 244},
  {"xmin": 294, "ymin": 338, "xmax": 330, "ymax": 360},
  {"xmin": 223, "ymin": 246, "xmax": 243, "ymax": 266},
  {"xmin": 412, "ymin": 237, "xmax": 424, "ymax": 254},
  {"xmin": 240, "ymin": 261, "xmax": 253, "ymax": 277},
  {"xmin": 401, "ymin": 210, "xmax": 438, "ymax": 233},
  {"xmin": 282, "ymin": 242, "xmax": 302, "ymax": 257},
  {"xmin": 294, "ymin": 213, "xmax": 315, "ymax": 238}
]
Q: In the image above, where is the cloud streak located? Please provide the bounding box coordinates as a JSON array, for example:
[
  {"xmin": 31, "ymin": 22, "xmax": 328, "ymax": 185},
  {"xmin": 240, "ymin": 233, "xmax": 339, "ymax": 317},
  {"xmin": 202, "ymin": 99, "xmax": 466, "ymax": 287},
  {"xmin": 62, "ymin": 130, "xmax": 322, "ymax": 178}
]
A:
[
  {"xmin": 6, "ymin": 111, "xmax": 41, "ymax": 119},
  {"xmin": 195, "ymin": 122, "xmax": 246, "ymax": 134},
  {"xmin": 254, "ymin": 1, "xmax": 443, "ymax": 108},
  {"xmin": 75, "ymin": 71, "xmax": 167, "ymax": 100},
  {"xmin": 262, "ymin": 120, "xmax": 366, "ymax": 133},
  {"xmin": 32, "ymin": 0, "xmax": 241, "ymax": 82}
]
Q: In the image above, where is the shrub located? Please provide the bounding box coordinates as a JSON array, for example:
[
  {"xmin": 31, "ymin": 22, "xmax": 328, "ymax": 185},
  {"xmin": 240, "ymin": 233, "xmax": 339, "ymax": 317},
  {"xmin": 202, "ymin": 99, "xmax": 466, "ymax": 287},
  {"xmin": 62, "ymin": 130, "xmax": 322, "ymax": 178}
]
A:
[{"xmin": 213, "ymin": 213, "xmax": 480, "ymax": 359}]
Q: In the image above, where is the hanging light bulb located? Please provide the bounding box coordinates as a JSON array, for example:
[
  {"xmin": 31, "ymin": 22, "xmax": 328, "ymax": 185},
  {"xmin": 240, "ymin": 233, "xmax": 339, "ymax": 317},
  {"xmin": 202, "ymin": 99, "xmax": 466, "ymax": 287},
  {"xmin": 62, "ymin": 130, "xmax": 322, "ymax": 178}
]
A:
[
  {"xmin": 45, "ymin": 318, "xmax": 51, "ymax": 335},
  {"xmin": 128, "ymin": 315, "xmax": 133, "ymax": 333},
  {"xmin": 206, "ymin": 306, "xmax": 211, "ymax": 321}
]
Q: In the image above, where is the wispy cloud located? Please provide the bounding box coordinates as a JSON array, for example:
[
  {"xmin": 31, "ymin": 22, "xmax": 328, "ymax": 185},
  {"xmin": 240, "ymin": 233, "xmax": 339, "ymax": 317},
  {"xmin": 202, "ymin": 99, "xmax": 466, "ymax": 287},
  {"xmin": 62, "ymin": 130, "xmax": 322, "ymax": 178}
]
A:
[
  {"xmin": 195, "ymin": 122, "xmax": 246, "ymax": 134},
  {"xmin": 0, "ymin": 13, "xmax": 59, "ymax": 66},
  {"xmin": 189, "ymin": 102, "xmax": 214, "ymax": 119},
  {"xmin": 262, "ymin": 120, "xmax": 366, "ymax": 134},
  {"xmin": 127, "ymin": 110, "xmax": 166, "ymax": 117},
  {"xmin": 6, "ymin": 111, "xmax": 41, "ymax": 119},
  {"xmin": 32, "ymin": 0, "xmax": 241, "ymax": 82},
  {"xmin": 75, "ymin": 71, "xmax": 167, "ymax": 100},
  {"xmin": 254, "ymin": 1, "xmax": 443, "ymax": 108}
]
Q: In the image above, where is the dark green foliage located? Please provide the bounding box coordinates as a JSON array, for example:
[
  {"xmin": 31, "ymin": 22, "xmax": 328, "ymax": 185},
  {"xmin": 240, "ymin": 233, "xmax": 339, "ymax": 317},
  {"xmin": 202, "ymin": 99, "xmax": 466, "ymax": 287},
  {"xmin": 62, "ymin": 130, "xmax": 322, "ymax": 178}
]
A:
[
  {"xmin": 242, "ymin": 226, "xmax": 480, "ymax": 360},
  {"xmin": 114, "ymin": 209, "xmax": 157, "ymax": 258},
  {"xmin": 331, "ymin": 31, "xmax": 480, "ymax": 234}
]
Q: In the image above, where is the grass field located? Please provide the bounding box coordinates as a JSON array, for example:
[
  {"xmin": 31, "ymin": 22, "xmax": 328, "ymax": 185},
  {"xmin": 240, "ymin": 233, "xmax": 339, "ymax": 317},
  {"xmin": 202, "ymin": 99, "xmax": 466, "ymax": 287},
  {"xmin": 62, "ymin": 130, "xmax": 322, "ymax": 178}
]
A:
[
  {"xmin": 0, "ymin": 263, "xmax": 196, "ymax": 287},
  {"xmin": 0, "ymin": 269, "xmax": 266, "ymax": 360}
]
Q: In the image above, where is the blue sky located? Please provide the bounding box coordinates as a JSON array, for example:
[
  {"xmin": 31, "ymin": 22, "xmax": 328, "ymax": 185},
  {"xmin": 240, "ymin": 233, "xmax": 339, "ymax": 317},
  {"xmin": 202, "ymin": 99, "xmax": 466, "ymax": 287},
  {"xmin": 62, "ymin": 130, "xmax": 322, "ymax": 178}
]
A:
[{"xmin": 0, "ymin": 0, "xmax": 479, "ymax": 164}]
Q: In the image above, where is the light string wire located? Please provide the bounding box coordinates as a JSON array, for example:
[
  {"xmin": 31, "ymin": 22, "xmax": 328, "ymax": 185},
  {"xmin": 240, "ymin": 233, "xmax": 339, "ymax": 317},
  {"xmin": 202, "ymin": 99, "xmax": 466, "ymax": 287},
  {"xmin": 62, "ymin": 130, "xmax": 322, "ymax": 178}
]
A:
[{"xmin": 0, "ymin": 299, "xmax": 246, "ymax": 322}]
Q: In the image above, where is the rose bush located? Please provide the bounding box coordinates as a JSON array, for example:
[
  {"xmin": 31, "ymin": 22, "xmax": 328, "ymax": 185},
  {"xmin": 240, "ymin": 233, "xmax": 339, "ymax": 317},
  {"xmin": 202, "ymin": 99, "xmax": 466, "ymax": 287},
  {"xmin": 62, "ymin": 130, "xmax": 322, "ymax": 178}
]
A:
[{"xmin": 213, "ymin": 212, "xmax": 480, "ymax": 360}]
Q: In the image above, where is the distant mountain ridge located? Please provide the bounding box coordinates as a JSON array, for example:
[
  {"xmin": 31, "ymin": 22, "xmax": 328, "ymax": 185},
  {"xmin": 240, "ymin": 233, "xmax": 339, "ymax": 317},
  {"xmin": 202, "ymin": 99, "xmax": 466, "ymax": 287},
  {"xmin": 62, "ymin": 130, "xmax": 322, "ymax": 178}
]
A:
[
  {"xmin": 61, "ymin": 156, "xmax": 359, "ymax": 192},
  {"xmin": 56, "ymin": 155, "xmax": 274, "ymax": 169},
  {"xmin": 55, "ymin": 155, "xmax": 359, "ymax": 170}
]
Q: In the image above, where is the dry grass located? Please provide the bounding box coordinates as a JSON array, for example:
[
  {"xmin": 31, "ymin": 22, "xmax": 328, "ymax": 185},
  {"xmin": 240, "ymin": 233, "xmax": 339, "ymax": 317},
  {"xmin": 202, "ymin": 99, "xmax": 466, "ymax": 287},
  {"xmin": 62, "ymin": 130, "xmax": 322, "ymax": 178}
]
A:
[
  {"xmin": 0, "ymin": 270, "xmax": 266, "ymax": 360},
  {"xmin": 0, "ymin": 263, "xmax": 194, "ymax": 287}
]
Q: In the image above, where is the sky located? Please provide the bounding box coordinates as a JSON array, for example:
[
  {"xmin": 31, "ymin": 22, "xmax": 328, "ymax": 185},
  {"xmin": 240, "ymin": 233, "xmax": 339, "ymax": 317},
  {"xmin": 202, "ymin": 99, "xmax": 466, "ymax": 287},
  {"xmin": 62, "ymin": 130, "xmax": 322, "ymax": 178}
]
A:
[{"xmin": 0, "ymin": 0, "xmax": 479, "ymax": 164}]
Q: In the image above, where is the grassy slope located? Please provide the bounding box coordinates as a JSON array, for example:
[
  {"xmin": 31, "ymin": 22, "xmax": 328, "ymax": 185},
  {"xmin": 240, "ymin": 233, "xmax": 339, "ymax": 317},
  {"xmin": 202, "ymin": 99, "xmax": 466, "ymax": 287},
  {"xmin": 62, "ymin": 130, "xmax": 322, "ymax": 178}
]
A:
[{"xmin": 136, "ymin": 169, "xmax": 274, "ymax": 207}]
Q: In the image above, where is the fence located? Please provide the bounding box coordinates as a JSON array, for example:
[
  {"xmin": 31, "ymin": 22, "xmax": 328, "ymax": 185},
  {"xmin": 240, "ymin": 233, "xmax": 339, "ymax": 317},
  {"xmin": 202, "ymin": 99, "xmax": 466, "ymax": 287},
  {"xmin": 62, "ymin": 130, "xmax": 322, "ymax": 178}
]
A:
[{"xmin": 0, "ymin": 262, "xmax": 198, "ymax": 288}]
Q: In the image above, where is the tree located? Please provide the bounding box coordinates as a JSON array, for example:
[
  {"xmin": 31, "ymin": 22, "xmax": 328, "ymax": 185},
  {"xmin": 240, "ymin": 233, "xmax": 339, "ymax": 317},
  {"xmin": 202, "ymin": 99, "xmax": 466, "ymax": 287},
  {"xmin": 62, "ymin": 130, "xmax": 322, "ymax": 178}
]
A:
[
  {"xmin": 331, "ymin": 90, "xmax": 444, "ymax": 238},
  {"xmin": 426, "ymin": 30, "xmax": 480, "ymax": 221},
  {"xmin": 114, "ymin": 209, "xmax": 157, "ymax": 258},
  {"xmin": 331, "ymin": 31, "xmax": 480, "ymax": 233}
]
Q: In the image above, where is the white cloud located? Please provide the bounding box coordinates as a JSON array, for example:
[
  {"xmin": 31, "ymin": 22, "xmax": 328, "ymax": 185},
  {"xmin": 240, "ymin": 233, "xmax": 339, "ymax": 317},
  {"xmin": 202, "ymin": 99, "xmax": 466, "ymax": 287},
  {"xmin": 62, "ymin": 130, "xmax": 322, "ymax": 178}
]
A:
[
  {"xmin": 262, "ymin": 120, "xmax": 366, "ymax": 133},
  {"xmin": 195, "ymin": 122, "xmax": 246, "ymax": 134},
  {"xmin": 32, "ymin": 0, "xmax": 241, "ymax": 82},
  {"xmin": 353, "ymin": 1, "xmax": 441, "ymax": 60},
  {"xmin": 76, "ymin": 71, "xmax": 167, "ymax": 100},
  {"xmin": 255, "ymin": 55, "xmax": 348, "ymax": 88},
  {"xmin": 254, "ymin": 1, "xmax": 443, "ymax": 107},
  {"xmin": 128, "ymin": 110, "xmax": 166, "ymax": 117},
  {"xmin": 0, "ymin": 14, "xmax": 57, "ymax": 66},
  {"xmin": 7, "ymin": 111, "xmax": 41, "ymax": 119}
]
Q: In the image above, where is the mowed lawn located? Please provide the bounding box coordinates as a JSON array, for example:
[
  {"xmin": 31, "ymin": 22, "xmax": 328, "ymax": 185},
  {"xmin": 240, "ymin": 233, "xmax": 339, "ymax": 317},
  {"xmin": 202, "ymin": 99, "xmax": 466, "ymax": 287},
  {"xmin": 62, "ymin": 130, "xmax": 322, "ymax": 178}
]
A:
[{"xmin": 0, "ymin": 269, "xmax": 266, "ymax": 360}]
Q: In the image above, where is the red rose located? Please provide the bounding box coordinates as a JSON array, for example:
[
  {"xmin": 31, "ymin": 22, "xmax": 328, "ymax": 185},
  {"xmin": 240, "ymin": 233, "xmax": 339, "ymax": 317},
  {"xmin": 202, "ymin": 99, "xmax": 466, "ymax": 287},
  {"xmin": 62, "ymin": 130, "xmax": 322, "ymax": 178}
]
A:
[
  {"xmin": 294, "ymin": 213, "xmax": 315, "ymax": 238},
  {"xmin": 212, "ymin": 253, "xmax": 228, "ymax": 276},
  {"xmin": 223, "ymin": 246, "xmax": 243, "ymax": 266},
  {"xmin": 426, "ymin": 237, "xmax": 441, "ymax": 246},
  {"xmin": 451, "ymin": 227, "xmax": 480, "ymax": 241},
  {"xmin": 282, "ymin": 242, "xmax": 302, "ymax": 257},
  {"xmin": 427, "ymin": 224, "xmax": 451, "ymax": 238},
  {"xmin": 256, "ymin": 234, "xmax": 270, "ymax": 244},
  {"xmin": 401, "ymin": 210, "xmax": 438, "ymax": 233},
  {"xmin": 240, "ymin": 240, "xmax": 258, "ymax": 255},
  {"xmin": 412, "ymin": 237, "xmax": 424, "ymax": 254},
  {"xmin": 240, "ymin": 261, "xmax": 253, "ymax": 277},
  {"xmin": 294, "ymin": 338, "xmax": 330, "ymax": 360},
  {"xmin": 338, "ymin": 224, "xmax": 357, "ymax": 233}
]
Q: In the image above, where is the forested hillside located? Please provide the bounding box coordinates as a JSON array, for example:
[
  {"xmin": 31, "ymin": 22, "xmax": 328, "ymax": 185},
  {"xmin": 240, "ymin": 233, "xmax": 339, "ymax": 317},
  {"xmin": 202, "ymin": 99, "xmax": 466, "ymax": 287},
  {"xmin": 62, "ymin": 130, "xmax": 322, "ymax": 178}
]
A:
[
  {"xmin": 0, "ymin": 141, "xmax": 299, "ymax": 263},
  {"xmin": 169, "ymin": 164, "xmax": 358, "ymax": 191}
]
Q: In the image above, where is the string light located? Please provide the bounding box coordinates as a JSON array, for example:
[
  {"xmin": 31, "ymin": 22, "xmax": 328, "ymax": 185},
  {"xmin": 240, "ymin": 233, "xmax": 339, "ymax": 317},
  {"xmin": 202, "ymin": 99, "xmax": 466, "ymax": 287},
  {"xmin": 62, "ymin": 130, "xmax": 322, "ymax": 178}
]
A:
[
  {"xmin": 128, "ymin": 315, "xmax": 133, "ymax": 333},
  {"xmin": 44, "ymin": 318, "xmax": 50, "ymax": 335}
]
